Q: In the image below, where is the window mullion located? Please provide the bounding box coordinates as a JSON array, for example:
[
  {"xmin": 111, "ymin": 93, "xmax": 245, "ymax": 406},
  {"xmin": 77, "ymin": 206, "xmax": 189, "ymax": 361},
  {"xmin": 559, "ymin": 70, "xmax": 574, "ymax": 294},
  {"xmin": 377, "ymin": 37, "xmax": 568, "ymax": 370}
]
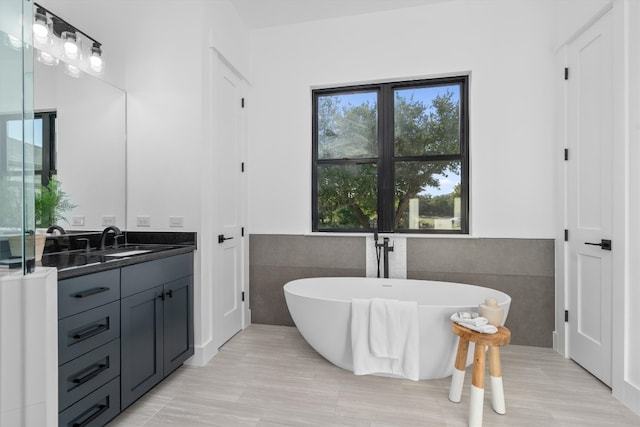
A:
[{"xmin": 379, "ymin": 84, "xmax": 395, "ymax": 233}]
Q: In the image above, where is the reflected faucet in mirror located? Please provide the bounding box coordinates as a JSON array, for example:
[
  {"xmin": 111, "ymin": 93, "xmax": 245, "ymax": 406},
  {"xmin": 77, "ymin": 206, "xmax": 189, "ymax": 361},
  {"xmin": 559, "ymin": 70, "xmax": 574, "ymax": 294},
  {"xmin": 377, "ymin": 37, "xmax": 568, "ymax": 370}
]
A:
[
  {"xmin": 99, "ymin": 225, "xmax": 122, "ymax": 250},
  {"xmin": 46, "ymin": 225, "xmax": 66, "ymax": 235}
]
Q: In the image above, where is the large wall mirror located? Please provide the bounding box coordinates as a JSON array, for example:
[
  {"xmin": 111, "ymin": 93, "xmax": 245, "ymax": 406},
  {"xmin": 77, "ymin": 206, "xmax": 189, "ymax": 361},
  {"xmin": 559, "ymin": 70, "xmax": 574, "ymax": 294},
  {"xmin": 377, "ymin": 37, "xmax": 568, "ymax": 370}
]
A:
[{"xmin": 34, "ymin": 59, "xmax": 126, "ymax": 230}]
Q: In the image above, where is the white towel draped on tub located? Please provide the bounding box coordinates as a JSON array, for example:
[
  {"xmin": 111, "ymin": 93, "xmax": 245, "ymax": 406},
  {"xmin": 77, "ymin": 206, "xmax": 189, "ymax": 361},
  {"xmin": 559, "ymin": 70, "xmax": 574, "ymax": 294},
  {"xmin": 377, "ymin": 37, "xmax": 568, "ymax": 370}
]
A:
[
  {"xmin": 369, "ymin": 298, "xmax": 402, "ymax": 358},
  {"xmin": 351, "ymin": 298, "xmax": 419, "ymax": 381}
]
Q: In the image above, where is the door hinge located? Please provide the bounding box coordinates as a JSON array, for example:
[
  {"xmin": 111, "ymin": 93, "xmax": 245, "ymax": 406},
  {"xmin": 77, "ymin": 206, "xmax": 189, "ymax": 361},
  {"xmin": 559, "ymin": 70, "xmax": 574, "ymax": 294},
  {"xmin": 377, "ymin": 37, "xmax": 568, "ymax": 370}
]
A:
[
  {"xmin": 241, "ymin": 162, "xmax": 245, "ymax": 172},
  {"xmin": 564, "ymin": 67, "xmax": 569, "ymax": 80},
  {"xmin": 565, "ymin": 310, "xmax": 569, "ymax": 322},
  {"xmin": 564, "ymin": 148, "xmax": 568, "ymax": 161},
  {"xmin": 564, "ymin": 229, "xmax": 569, "ymax": 241},
  {"xmin": 241, "ymin": 98, "xmax": 245, "ymax": 108},
  {"xmin": 241, "ymin": 291, "xmax": 245, "ymax": 302},
  {"xmin": 241, "ymin": 227, "xmax": 245, "ymax": 237}
]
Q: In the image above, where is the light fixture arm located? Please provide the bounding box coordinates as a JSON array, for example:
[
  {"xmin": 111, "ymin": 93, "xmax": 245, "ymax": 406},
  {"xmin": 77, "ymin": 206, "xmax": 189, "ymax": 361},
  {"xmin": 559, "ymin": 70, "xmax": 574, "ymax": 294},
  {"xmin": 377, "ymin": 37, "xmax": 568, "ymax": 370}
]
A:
[{"xmin": 34, "ymin": 2, "xmax": 102, "ymax": 48}]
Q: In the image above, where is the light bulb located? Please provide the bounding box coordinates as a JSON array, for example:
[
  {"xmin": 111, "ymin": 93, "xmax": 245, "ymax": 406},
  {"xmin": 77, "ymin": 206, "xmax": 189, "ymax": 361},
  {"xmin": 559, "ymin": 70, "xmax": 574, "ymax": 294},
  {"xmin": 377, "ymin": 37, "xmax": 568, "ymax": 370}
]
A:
[
  {"xmin": 33, "ymin": 13, "xmax": 49, "ymax": 40},
  {"xmin": 61, "ymin": 31, "xmax": 79, "ymax": 60},
  {"xmin": 89, "ymin": 44, "xmax": 103, "ymax": 73}
]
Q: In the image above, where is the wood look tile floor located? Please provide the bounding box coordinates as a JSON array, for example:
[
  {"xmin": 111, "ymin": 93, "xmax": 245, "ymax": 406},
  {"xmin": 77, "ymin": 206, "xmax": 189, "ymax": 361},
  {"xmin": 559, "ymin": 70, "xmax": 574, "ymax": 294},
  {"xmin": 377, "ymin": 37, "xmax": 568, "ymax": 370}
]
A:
[{"xmin": 108, "ymin": 324, "xmax": 640, "ymax": 426}]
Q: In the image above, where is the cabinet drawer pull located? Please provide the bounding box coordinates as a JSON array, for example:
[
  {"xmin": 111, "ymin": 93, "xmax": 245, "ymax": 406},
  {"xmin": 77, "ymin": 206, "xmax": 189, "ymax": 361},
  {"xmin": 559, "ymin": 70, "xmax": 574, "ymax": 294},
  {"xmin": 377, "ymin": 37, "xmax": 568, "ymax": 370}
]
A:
[
  {"xmin": 72, "ymin": 403, "xmax": 108, "ymax": 427},
  {"xmin": 73, "ymin": 287, "xmax": 110, "ymax": 298},
  {"xmin": 72, "ymin": 323, "xmax": 108, "ymax": 341},
  {"xmin": 71, "ymin": 363, "xmax": 108, "ymax": 386}
]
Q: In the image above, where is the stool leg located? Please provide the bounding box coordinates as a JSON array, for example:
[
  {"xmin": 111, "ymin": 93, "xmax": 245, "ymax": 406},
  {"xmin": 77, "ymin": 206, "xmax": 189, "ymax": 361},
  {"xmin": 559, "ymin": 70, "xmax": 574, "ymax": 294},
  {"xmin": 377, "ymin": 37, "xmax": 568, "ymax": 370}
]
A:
[
  {"xmin": 449, "ymin": 337, "xmax": 469, "ymax": 403},
  {"xmin": 488, "ymin": 346, "xmax": 506, "ymax": 415},
  {"xmin": 469, "ymin": 343, "xmax": 485, "ymax": 427}
]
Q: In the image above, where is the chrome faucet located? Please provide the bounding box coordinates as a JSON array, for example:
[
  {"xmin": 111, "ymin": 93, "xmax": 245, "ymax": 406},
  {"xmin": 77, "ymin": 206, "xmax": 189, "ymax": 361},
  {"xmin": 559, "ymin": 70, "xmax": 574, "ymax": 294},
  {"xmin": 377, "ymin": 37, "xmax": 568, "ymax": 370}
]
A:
[
  {"xmin": 374, "ymin": 232, "xmax": 394, "ymax": 278},
  {"xmin": 98, "ymin": 225, "xmax": 122, "ymax": 250}
]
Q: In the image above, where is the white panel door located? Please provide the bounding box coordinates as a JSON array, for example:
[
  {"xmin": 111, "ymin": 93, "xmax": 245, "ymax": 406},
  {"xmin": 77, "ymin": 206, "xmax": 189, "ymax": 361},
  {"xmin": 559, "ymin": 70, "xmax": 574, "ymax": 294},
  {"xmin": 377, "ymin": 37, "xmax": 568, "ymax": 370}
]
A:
[
  {"xmin": 566, "ymin": 11, "xmax": 613, "ymax": 386},
  {"xmin": 216, "ymin": 59, "xmax": 244, "ymax": 346}
]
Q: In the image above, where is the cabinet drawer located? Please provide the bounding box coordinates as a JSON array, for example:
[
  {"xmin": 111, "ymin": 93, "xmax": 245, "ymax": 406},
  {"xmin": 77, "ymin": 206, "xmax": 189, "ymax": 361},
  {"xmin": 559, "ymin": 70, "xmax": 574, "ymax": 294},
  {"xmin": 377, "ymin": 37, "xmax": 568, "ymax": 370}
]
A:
[
  {"xmin": 59, "ymin": 339, "xmax": 120, "ymax": 412},
  {"xmin": 121, "ymin": 252, "xmax": 193, "ymax": 297},
  {"xmin": 59, "ymin": 301, "xmax": 120, "ymax": 365},
  {"xmin": 59, "ymin": 376, "xmax": 120, "ymax": 427},
  {"xmin": 59, "ymin": 269, "xmax": 120, "ymax": 319}
]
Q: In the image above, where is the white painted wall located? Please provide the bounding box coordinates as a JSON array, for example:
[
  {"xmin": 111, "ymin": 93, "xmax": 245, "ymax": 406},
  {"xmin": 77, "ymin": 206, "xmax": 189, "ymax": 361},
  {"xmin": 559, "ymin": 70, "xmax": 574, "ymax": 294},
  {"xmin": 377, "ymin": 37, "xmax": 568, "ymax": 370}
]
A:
[{"xmin": 247, "ymin": 0, "xmax": 556, "ymax": 238}]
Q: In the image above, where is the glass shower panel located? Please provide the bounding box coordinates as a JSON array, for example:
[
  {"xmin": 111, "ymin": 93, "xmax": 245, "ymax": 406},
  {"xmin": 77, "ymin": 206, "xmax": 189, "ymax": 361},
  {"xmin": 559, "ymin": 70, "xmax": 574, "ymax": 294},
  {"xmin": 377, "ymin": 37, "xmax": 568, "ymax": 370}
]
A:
[{"xmin": 1, "ymin": 0, "xmax": 35, "ymax": 273}]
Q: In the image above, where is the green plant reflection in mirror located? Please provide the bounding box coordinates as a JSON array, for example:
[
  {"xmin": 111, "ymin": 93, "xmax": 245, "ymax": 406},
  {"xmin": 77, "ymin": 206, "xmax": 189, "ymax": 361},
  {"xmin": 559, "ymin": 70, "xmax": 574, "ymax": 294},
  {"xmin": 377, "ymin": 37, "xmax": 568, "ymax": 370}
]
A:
[{"xmin": 34, "ymin": 175, "xmax": 76, "ymax": 228}]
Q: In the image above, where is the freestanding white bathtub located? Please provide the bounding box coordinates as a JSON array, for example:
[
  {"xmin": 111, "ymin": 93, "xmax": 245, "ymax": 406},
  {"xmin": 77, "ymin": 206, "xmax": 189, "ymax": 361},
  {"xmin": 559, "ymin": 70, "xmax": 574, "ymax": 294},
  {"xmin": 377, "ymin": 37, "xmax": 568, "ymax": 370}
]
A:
[{"xmin": 283, "ymin": 277, "xmax": 511, "ymax": 380}]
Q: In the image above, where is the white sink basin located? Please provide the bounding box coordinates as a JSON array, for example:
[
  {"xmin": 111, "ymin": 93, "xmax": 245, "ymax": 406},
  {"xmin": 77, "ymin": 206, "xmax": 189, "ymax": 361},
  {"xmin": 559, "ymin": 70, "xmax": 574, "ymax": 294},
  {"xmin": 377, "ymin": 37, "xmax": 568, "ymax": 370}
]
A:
[{"xmin": 104, "ymin": 249, "xmax": 152, "ymax": 257}]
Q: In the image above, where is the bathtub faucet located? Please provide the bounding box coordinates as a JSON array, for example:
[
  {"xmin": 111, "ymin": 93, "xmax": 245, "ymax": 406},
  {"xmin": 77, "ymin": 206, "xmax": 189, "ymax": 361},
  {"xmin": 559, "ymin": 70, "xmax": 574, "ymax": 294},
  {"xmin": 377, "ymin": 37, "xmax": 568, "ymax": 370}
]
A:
[{"xmin": 374, "ymin": 233, "xmax": 394, "ymax": 278}]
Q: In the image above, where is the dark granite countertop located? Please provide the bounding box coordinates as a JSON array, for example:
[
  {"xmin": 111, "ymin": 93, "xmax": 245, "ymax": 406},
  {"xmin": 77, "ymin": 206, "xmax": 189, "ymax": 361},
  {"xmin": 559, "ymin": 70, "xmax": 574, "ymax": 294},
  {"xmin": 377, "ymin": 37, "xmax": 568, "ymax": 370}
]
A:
[{"xmin": 41, "ymin": 231, "xmax": 197, "ymax": 280}]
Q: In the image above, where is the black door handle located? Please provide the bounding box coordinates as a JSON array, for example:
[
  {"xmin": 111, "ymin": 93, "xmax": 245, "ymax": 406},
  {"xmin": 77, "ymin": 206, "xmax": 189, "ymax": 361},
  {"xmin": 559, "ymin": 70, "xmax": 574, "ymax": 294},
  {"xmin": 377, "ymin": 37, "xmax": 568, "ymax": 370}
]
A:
[
  {"xmin": 218, "ymin": 234, "xmax": 234, "ymax": 244},
  {"xmin": 585, "ymin": 239, "xmax": 612, "ymax": 251}
]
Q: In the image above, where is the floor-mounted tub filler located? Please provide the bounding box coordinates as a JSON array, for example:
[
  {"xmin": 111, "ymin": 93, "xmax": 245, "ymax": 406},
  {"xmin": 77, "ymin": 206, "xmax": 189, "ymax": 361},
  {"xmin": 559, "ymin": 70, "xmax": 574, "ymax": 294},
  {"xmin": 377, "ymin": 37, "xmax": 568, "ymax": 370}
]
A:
[{"xmin": 283, "ymin": 277, "xmax": 511, "ymax": 380}]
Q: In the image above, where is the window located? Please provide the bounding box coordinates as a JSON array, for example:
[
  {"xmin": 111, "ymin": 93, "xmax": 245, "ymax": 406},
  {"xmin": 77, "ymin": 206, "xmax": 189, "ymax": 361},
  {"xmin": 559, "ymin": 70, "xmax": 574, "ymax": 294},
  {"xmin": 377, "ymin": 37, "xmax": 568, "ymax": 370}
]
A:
[
  {"xmin": 312, "ymin": 76, "xmax": 468, "ymax": 233},
  {"xmin": 2, "ymin": 111, "xmax": 57, "ymax": 187}
]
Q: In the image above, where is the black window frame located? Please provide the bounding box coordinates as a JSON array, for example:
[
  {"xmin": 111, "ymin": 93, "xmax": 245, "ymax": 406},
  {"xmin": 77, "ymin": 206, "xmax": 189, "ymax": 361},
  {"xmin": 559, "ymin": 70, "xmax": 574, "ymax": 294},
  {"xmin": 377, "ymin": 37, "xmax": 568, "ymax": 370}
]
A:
[
  {"xmin": 35, "ymin": 110, "xmax": 57, "ymax": 187},
  {"xmin": 312, "ymin": 75, "xmax": 469, "ymax": 234}
]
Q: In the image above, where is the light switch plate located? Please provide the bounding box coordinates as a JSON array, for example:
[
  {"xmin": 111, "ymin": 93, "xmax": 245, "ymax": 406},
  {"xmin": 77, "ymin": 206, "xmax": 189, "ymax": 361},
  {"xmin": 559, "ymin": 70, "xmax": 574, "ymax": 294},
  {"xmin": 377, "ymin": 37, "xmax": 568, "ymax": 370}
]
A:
[
  {"xmin": 136, "ymin": 216, "xmax": 151, "ymax": 227},
  {"xmin": 169, "ymin": 216, "xmax": 184, "ymax": 228},
  {"xmin": 71, "ymin": 216, "xmax": 85, "ymax": 226}
]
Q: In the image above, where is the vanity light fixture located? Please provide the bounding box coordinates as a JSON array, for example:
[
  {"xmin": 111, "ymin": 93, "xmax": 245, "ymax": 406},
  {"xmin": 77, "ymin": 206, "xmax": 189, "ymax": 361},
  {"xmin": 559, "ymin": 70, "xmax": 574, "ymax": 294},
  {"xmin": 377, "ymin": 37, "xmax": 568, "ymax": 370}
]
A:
[{"xmin": 33, "ymin": 3, "xmax": 105, "ymax": 76}]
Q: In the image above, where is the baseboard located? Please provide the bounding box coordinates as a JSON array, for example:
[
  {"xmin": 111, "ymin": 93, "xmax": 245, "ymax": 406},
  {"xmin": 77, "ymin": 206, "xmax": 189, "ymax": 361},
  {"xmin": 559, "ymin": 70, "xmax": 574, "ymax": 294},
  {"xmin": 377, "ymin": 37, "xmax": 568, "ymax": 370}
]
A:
[
  {"xmin": 243, "ymin": 308, "xmax": 252, "ymax": 328},
  {"xmin": 623, "ymin": 381, "xmax": 640, "ymax": 417},
  {"xmin": 185, "ymin": 339, "xmax": 218, "ymax": 367}
]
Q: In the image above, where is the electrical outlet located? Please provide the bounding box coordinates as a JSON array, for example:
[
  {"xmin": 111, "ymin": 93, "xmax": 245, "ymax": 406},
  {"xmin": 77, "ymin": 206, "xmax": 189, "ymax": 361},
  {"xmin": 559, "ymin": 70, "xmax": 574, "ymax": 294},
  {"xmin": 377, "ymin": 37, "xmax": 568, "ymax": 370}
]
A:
[
  {"xmin": 71, "ymin": 216, "xmax": 85, "ymax": 226},
  {"xmin": 136, "ymin": 216, "xmax": 151, "ymax": 227},
  {"xmin": 102, "ymin": 215, "xmax": 116, "ymax": 226},
  {"xmin": 169, "ymin": 216, "xmax": 184, "ymax": 228}
]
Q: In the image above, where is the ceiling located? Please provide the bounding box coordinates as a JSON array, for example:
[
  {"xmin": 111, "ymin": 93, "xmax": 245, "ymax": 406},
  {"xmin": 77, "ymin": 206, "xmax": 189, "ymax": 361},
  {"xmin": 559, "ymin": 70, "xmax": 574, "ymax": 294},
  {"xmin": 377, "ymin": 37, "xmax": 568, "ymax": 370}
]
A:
[{"xmin": 228, "ymin": 0, "xmax": 448, "ymax": 29}]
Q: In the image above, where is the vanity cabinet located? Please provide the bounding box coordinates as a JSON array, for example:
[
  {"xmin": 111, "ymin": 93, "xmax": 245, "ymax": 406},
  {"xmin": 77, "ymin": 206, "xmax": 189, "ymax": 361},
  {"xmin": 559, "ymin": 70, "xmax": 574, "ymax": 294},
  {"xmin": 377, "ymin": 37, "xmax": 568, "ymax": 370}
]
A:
[
  {"xmin": 56, "ymin": 251, "xmax": 194, "ymax": 425},
  {"xmin": 57, "ymin": 269, "xmax": 121, "ymax": 427},
  {"xmin": 120, "ymin": 253, "xmax": 194, "ymax": 410}
]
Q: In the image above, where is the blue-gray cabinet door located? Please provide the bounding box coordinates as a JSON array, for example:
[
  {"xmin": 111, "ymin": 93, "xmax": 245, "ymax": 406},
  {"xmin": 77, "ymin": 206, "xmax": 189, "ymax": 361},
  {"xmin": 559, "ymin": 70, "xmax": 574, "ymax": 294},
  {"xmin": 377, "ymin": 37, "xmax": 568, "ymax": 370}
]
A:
[
  {"xmin": 120, "ymin": 285, "xmax": 163, "ymax": 410},
  {"xmin": 163, "ymin": 276, "xmax": 194, "ymax": 375}
]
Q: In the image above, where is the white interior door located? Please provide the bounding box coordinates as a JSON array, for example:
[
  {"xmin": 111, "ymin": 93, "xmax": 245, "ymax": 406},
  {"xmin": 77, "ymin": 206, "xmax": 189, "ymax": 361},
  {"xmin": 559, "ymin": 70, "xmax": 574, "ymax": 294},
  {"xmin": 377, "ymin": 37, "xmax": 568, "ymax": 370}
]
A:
[
  {"xmin": 566, "ymin": 10, "xmax": 613, "ymax": 386},
  {"xmin": 216, "ymin": 59, "xmax": 244, "ymax": 346}
]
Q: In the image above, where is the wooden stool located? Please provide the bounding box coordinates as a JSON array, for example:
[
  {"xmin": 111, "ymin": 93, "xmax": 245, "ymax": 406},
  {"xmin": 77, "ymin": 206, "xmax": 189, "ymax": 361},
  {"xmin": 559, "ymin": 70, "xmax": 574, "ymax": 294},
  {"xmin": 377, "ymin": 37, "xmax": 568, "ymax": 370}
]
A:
[{"xmin": 448, "ymin": 322, "xmax": 511, "ymax": 427}]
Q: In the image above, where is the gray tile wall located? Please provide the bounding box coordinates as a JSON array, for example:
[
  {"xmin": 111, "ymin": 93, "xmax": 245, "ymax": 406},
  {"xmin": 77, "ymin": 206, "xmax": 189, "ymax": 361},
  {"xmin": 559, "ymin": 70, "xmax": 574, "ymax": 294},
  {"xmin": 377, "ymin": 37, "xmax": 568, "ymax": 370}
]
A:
[
  {"xmin": 407, "ymin": 238, "xmax": 555, "ymax": 347},
  {"xmin": 249, "ymin": 235, "xmax": 365, "ymax": 325},
  {"xmin": 249, "ymin": 235, "xmax": 555, "ymax": 347}
]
